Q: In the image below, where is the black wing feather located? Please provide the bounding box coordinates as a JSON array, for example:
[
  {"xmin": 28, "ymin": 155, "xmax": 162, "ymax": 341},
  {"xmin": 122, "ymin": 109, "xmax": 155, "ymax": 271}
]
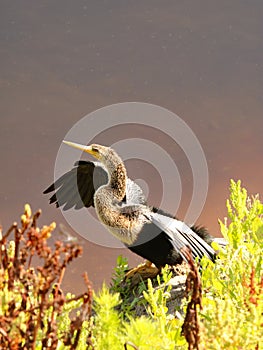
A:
[{"xmin": 43, "ymin": 161, "xmax": 108, "ymax": 210}]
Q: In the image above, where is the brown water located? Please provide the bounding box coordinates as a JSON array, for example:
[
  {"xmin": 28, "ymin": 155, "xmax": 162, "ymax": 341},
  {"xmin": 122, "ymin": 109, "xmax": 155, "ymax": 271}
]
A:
[{"xmin": 1, "ymin": 1, "xmax": 262, "ymax": 292}]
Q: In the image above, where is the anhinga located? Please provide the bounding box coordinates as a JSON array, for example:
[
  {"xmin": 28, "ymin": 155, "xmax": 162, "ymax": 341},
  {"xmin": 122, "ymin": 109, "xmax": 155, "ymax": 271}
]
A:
[{"xmin": 44, "ymin": 141, "xmax": 216, "ymax": 270}]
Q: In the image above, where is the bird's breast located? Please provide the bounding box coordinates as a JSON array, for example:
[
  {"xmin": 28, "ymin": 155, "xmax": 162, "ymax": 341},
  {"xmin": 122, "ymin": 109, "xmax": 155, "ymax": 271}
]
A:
[{"xmin": 94, "ymin": 194, "xmax": 146, "ymax": 245}]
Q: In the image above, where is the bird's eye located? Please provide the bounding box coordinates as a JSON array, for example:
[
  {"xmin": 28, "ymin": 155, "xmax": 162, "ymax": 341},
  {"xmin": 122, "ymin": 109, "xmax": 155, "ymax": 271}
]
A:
[{"xmin": 92, "ymin": 146, "xmax": 99, "ymax": 153}]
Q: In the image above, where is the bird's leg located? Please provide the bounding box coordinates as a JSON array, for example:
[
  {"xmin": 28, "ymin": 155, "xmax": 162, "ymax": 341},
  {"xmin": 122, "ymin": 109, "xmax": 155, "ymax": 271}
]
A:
[{"xmin": 125, "ymin": 260, "xmax": 160, "ymax": 285}]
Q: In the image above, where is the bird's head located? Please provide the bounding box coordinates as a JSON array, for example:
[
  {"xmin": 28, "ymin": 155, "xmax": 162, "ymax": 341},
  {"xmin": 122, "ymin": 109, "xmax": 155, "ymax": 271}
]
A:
[
  {"xmin": 63, "ymin": 141, "xmax": 110, "ymax": 161},
  {"xmin": 63, "ymin": 140, "xmax": 127, "ymax": 191},
  {"xmin": 63, "ymin": 140, "xmax": 126, "ymax": 185}
]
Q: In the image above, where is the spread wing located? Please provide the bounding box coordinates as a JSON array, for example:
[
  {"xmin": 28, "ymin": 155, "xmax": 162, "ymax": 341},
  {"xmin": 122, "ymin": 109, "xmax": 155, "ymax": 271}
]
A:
[
  {"xmin": 44, "ymin": 160, "xmax": 146, "ymax": 210},
  {"xmin": 147, "ymin": 212, "xmax": 216, "ymax": 262},
  {"xmin": 43, "ymin": 160, "xmax": 108, "ymax": 210}
]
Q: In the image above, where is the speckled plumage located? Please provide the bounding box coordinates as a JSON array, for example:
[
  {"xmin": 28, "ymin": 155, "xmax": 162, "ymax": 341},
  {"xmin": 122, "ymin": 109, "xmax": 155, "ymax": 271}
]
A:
[{"xmin": 44, "ymin": 142, "xmax": 217, "ymax": 268}]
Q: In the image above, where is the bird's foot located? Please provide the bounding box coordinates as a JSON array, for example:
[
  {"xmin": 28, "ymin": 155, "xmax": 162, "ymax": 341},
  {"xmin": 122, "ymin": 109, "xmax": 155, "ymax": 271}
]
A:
[{"xmin": 125, "ymin": 260, "xmax": 160, "ymax": 286}]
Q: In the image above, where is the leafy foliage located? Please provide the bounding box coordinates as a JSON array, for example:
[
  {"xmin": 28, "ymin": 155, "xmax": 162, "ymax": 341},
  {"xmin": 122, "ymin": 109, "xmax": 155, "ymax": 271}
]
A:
[
  {"xmin": 1, "ymin": 180, "xmax": 262, "ymax": 349},
  {"xmin": 92, "ymin": 285, "xmax": 124, "ymax": 349},
  {"xmin": 0, "ymin": 205, "xmax": 93, "ymax": 349},
  {"xmin": 200, "ymin": 180, "xmax": 263, "ymax": 349},
  {"xmin": 93, "ymin": 267, "xmax": 186, "ymax": 350}
]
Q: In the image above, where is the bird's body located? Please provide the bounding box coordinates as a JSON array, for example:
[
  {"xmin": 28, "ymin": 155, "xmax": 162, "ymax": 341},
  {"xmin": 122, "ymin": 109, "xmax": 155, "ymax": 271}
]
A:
[{"xmin": 44, "ymin": 141, "xmax": 216, "ymax": 268}]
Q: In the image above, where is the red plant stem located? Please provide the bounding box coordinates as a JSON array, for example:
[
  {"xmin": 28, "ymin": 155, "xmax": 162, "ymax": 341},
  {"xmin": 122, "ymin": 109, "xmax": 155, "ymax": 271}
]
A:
[
  {"xmin": 32, "ymin": 293, "xmax": 46, "ymax": 350},
  {"xmin": 2, "ymin": 222, "xmax": 17, "ymax": 240}
]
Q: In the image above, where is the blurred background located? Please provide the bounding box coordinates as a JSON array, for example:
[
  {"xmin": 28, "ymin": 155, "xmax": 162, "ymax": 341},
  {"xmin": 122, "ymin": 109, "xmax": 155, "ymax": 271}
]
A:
[{"xmin": 1, "ymin": 1, "xmax": 262, "ymax": 292}]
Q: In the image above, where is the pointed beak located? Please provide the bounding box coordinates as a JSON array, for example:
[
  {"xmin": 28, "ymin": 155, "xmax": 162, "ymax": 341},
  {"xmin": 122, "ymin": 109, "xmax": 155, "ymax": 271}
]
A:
[{"xmin": 63, "ymin": 140, "xmax": 98, "ymax": 158}]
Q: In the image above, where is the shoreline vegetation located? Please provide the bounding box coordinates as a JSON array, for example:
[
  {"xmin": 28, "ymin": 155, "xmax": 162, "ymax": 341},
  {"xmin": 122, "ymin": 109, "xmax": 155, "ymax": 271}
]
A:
[{"xmin": 0, "ymin": 180, "xmax": 262, "ymax": 349}]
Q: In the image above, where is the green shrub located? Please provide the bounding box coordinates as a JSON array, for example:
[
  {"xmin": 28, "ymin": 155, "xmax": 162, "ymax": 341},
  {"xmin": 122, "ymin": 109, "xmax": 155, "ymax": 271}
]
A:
[
  {"xmin": 1, "ymin": 180, "xmax": 262, "ymax": 349},
  {"xmin": 200, "ymin": 180, "xmax": 263, "ymax": 349},
  {"xmin": 93, "ymin": 268, "xmax": 186, "ymax": 350}
]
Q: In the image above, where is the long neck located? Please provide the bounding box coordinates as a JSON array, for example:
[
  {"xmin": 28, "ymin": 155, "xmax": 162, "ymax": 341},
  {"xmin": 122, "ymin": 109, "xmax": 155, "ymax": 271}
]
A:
[
  {"xmin": 94, "ymin": 150, "xmax": 128, "ymax": 233},
  {"xmin": 94, "ymin": 148, "xmax": 146, "ymax": 245},
  {"xmin": 109, "ymin": 163, "xmax": 127, "ymax": 200},
  {"xmin": 104, "ymin": 149, "xmax": 127, "ymax": 201}
]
